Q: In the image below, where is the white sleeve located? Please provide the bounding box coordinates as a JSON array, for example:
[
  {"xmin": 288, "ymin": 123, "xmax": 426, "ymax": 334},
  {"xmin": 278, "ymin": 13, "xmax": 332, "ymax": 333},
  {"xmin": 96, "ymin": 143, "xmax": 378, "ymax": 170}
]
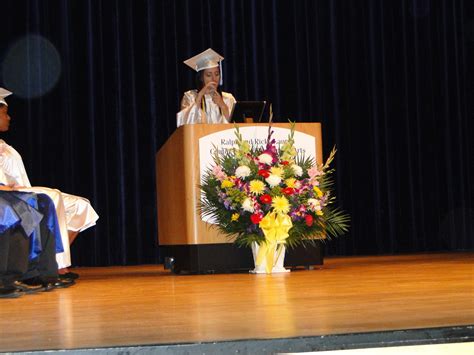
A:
[
  {"xmin": 224, "ymin": 93, "xmax": 237, "ymax": 122},
  {"xmin": 176, "ymin": 91, "xmax": 202, "ymax": 127},
  {"xmin": 0, "ymin": 142, "xmax": 32, "ymax": 187}
]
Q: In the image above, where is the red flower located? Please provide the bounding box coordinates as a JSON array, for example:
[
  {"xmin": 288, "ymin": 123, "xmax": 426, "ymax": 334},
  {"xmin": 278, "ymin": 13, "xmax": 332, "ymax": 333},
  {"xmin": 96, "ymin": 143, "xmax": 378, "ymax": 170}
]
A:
[
  {"xmin": 250, "ymin": 213, "xmax": 263, "ymax": 224},
  {"xmin": 259, "ymin": 194, "xmax": 272, "ymax": 204},
  {"xmin": 305, "ymin": 214, "xmax": 314, "ymax": 227},
  {"xmin": 258, "ymin": 169, "xmax": 270, "ymax": 178},
  {"xmin": 282, "ymin": 187, "xmax": 295, "ymax": 195},
  {"xmin": 281, "ymin": 161, "xmax": 289, "ymax": 166}
]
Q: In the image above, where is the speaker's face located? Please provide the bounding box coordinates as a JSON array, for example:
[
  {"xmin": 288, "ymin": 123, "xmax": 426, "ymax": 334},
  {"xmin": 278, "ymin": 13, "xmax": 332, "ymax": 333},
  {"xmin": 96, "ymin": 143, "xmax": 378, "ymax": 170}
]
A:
[
  {"xmin": 202, "ymin": 67, "xmax": 221, "ymax": 92},
  {"xmin": 0, "ymin": 105, "xmax": 11, "ymax": 132}
]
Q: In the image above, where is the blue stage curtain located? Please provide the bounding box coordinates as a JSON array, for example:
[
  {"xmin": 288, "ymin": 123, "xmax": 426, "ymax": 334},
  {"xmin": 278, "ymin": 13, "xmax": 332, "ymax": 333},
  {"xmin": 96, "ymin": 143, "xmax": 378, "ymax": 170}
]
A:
[{"xmin": 0, "ymin": 0, "xmax": 472, "ymax": 265}]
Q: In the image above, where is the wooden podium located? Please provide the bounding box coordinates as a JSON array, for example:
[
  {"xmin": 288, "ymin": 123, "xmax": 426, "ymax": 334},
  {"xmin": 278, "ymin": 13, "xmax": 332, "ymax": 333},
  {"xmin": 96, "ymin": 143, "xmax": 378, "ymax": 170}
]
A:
[{"xmin": 156, "ymin": 123, "xmax": 324, "ymax": 273}]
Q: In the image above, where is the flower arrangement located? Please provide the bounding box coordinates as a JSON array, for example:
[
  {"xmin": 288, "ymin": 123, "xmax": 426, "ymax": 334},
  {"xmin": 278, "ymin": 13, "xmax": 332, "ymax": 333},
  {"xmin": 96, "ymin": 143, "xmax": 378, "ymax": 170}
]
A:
[{"xmin": 200, "ymin": 123, "xmax": 349, "ymax": 273}]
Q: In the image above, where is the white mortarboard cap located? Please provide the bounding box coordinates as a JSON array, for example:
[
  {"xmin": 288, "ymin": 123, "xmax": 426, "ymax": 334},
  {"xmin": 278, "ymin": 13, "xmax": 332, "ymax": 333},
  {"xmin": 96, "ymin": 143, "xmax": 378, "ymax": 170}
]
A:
[
  {"xmin": 184, "ymin": 48, "xmax": 224, "ymax": 72},
  {"xmin": 0, "ymin": 88, "xmax": 12, "ymax": 106},
  {"xmin": 184, "ymin": 48, "xmax": 224, "ymax": 85}
]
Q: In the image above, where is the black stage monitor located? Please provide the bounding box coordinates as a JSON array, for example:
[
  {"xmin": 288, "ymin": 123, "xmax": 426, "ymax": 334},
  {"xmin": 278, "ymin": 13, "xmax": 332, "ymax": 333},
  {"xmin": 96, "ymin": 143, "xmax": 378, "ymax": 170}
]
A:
[{"xmin": 230, "ymin": 101, "xmax": 266, "ymax": 123}]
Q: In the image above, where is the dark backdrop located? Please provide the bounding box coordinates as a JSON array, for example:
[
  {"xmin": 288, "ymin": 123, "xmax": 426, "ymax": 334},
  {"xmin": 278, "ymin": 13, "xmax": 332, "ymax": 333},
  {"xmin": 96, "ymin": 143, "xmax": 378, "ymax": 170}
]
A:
[{"xmin": 1, "ymin": 0, "xmax": 472, "ymax": 266}]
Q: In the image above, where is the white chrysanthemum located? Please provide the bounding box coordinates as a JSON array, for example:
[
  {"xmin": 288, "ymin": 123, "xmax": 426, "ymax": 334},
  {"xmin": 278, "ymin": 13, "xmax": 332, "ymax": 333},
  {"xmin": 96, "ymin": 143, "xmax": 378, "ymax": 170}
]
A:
[
  {"xmin": 241, "ymin": 198, "xmax": 255, "ymax": 213},
  {"xmin": 307, "ymin": 198, "xmax": 322, "ymax": 211},
  {"xmin": 235, "ymin": 165, "xmax": 251, "ymax": 178},
  {"xmin": 258, "ymin": 153, "xmax": 273, "ymax": 165},
  {"xmin": 291, "ymin": 164, "xmax": 303, "ymax": 177},
  {"xmin": 265, "ymin": 174, "xmax": 282, "ymax": 187}
]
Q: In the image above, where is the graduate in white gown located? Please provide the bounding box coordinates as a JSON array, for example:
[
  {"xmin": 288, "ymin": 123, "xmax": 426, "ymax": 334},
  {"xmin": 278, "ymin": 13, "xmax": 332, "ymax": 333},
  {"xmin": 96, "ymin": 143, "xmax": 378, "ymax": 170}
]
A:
[
  {"xmin": 177, "ymin": 48, "xmax": 236, "ymax": 127},
  {"xmin": 0, "ymin": 88, "xmax": 99, "ymax": 273}
]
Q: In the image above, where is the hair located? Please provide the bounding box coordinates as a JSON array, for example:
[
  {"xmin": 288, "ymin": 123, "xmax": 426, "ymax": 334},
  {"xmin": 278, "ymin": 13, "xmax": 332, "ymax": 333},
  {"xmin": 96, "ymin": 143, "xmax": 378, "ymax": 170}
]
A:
[{"xmin": 195, "ymin": 72, "xmax": 204, "ymax": 90}]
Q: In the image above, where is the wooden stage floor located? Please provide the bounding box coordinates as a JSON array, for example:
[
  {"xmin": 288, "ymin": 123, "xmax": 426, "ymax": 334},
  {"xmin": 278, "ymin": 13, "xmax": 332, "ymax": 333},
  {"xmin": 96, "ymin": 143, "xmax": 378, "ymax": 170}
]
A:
[{"xmin": 0, "ymin": 252, "xmax": 473, "ymax": 353}]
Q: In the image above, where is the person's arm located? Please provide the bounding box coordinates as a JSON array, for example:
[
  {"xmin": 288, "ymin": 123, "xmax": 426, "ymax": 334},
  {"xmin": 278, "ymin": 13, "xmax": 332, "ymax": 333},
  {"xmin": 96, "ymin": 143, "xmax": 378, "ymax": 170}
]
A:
[
  {"xmin": 196, "ymin": 81, "xmax": 218, "ymax": 105},
  {"xmin": 0, "ymin": 143, "xmax": 32, "ymax": 187},
  {"xmin": 176, "ymin": 91, "xmax": 202, "ymax": 127},
  {"xmin": 218, "ymin": 93, "xmax": 236, "ymax": 122},
  {"xmin": 211, "ymin": 92, "xmax": 230, "ymax": 120}
]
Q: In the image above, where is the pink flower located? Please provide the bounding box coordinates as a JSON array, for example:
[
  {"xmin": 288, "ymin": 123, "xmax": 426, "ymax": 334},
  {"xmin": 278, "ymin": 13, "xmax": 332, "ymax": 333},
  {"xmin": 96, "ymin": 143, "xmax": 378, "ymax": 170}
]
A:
[
  {"xmin": 308, "ymin": 166, "xmax": 322, "ymax": 179},
  {"xmin": 212, "ymin": 165, "xmax": 227, "ymax": 181},
  {"xmin": 234, "ymin": 178, "xmax": 245, "ymax": 189}
]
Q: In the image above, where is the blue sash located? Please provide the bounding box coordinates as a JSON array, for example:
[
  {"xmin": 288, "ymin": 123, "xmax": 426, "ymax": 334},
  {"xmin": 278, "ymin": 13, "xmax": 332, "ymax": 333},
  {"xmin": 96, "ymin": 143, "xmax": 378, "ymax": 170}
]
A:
[
  {"xmin": 0, "ymin": 191, "xmax": 64, "ymax": 258},
  {"xmin": 37, "ymin": 194, "xmax": 64, "ymax": 254},
  {"xmin": 0, "ymin": 191, "xmax": 43, "ymax": 259},
  {"xmin": 0, "ymin": 196, "xmax": 21, "ymax": 233}
]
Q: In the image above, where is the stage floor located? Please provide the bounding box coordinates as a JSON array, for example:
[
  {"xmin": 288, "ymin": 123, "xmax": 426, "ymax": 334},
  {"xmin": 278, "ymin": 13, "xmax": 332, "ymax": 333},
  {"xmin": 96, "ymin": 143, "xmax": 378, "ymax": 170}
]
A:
[{"xmin": 0, "ymin": 252, "xmax": 473, "ymax": 353}]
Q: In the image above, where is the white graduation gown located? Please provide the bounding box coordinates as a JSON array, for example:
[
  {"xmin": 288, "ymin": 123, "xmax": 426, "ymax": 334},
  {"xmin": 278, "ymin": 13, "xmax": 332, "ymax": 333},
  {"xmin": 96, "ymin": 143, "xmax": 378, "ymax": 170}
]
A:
[
  {"xmin": 0, "ymin": 139, "xmax": 99, "ymax": 268},
  {"xmin": 176, "ymin": 90, "xmax": 236, "ymax": 127}
]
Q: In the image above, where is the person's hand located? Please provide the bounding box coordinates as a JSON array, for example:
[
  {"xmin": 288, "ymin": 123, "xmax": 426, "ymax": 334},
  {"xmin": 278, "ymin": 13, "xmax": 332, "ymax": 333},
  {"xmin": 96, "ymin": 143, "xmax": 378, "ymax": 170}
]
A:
[
  {"xmin": 211, "ymin": 92, "xmax": 230, "ymax": 119},
  {"xmin": 204, "ymin": 81, "xmax": 218, "ymax": 95},
  {"xmin": 196, "ymin": 81, "xmax": 218, "ymax": 104},
  {"xmin": 211, "ymin": 91, "xmax": 225, "ymax": 109}
]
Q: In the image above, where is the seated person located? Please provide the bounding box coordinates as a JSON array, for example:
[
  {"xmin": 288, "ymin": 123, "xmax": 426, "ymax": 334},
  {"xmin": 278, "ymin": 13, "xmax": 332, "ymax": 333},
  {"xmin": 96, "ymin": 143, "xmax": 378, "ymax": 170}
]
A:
[
  {"xmin": 0, "ymin": 190, "xmax": 74, "ymax": 298},
  {"xmin": 0, "ymin": 192, "xmax": 40, "ymax": 298},
  {"xmin": 177, "ymin": 48, "xmax": 236, "ymax": 127},
  {"xmin": 0, "ymin": 88, "xmax": 99, "ymax": 277}
]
